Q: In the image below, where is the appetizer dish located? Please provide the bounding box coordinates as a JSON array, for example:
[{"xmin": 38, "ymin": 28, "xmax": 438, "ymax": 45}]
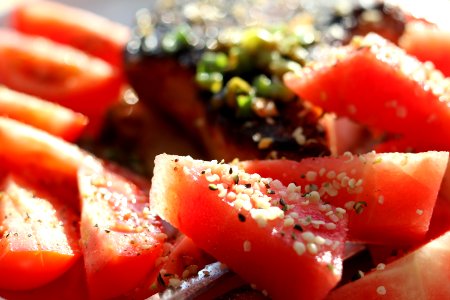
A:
[{"xmin": 0, "ymin": 0, "xmax": 449, "ymax": 299}]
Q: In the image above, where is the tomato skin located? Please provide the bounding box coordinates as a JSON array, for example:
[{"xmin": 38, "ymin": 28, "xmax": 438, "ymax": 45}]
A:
[
  {"xmin": 0, "ymin": 29, "xmax": 123, "ymax": 135},
  {"xmin": 11, "ymin": 0, "xmax": 130, "ymax": 69},
  {"xmin": 284, "ymin": 33, "xmax": 450, "ymax": 152},
  {"xmin": 0, "ymin": 175, "xmax": 81, "ymax": 291},
  {"xmin": 0, "ymin": 86, "xmax": 87, "ymax": 141},
  {"xmin": 78, "ymin": 160, "xmax": 166, "ymax": 299},
  {"xmin": 240, "ymin": 151, "xmax": 448, "ymax": 245}
]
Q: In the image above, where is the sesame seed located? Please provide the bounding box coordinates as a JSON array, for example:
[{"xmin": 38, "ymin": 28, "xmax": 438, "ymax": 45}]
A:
[
  {"xmin": 327, "ymin": 171, "xmax": 336, "ymax": 179},
  {"xmin": 243, "ymin": 240, "xmax": 251, "ymax": 252},
  {"xmin": 305, "ymin": 171, "xmax": 318, "ymax": 182},
  {"xmin": 344, "ymin": 201, "xmax": 355, "ymax": 210},
  {"xmin": 325, "ymin": 222, "xmax": 337, "ymax": 230},
  {"xmin": 376, "ymin": 286, "xmax": 387, "ymax": 295},
  {"xmin": 314, "ymin": 236, "xmax": 326, "ymax": 245},
  {"xmin": 319, "ymin": 168, "xmax": 326, "ymax": 176},
  {"xmin": 376, "ymin": 263, "xmax": 386, "ymax": 271},
  {"xmin": 168, "ymin": 278, "xmax": 182, "ymax": 288},
  {"xmin": 293, "ymin": 241, "xmax": 306, "ymax": 255},
  {"xmin": 378, "ymin": 195, "xmax": 384, "ymax": 204},
  {"xmin": 416, "ymin": 209, "xmax": 423, "ymax": 216},
  {"xmin": 301, "ymin": 231, "xmax": 315, "ymax": 242},
  {"xmin": 284, "ymin": 217, "xmax": 295, "ymax": 227},
  {"xmin": 335, "ymin": 207, "xmax": 346, "ymax": 214},
  {"xmin": 307, "ymin": 242, "xmax": 318, "ymax": 254}
]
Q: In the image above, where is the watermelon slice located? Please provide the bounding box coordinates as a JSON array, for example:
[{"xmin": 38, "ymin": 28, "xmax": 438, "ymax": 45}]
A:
[
  {"xmin": 150, "ymin": 154, "xmax": 348, "ymax": 300},
  {"xmin": 240, "ymin": 151, "xmax": 448, "ymax": 245},
  {"xmin": 327, "ymin": 230, "xmax": 450, "ymax": 300}
]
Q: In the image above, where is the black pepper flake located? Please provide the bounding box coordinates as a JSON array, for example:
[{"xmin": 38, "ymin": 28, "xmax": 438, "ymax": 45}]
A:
[
  {"xmin": 208, "ymin": 184, "xmax": 218, "ymax": 191},
  {"xmin": 294, "ymin": 224, "xmax": 303, "ymax": 232},
  {"xmin": 233, "ymin": 174, "xmax": 239, "ymax": 184},
  {"xmin": 229, "ymin": 167, "xmax": 233, "ymax": 174},
  {"xmin": 245, "ymin": 183, "xmax": 252, "ymax": 188},
  {"xmin": 201, "ymin": 170, "xmax": 206, "ymax": 175},
  {"xmin": 105, "ymin": 229, "xmax": 111, "ymax": 234},
  {"xmin": 300, "ymin": 174, "xmax": 306, "ymax": 179},
  {"xmin": 163, "ymin": 273, "xmax": 174, "ymax": 277},
  {"xmin": 5, "ymin": 232, "xmax": 10, "ymax": 238},
  {"xmin": 157, "ymin": 273, "xmax": 166, "ymax": 287},
  {"xmin": 279, "ymin": 198, "xmax": 287, "ymax": 211},
  {"xmin": 267, "ymin": 189, "xmax": 275, "ymax": 194},
  {"xmin": 27, "ymin": 234, "xmax": 32, "ymax": 238},
  {"xmin": 353, "ymin": 201, "xmax": 368, "ymax": 214},
  {"xmin": 174, "ymin": 159, "xmax": 179, "ymax": 162},
  {"xmin": 238, "ymin": 213, "xmax": 246, "ymax": 222},
  {"xmin": 94, "ymin": 224, "xmax": 99, "ymax": 228}
]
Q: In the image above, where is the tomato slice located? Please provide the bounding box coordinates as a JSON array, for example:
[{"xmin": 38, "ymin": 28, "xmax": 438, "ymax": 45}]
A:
[
  {"xmin": 10, "ymin": 0, "xmax": 130, "ymax": 69},
  {"xmin": 0, "ymin": 29, "xmax": 123, "ymax": 135},
  {"xmin": 0, "ymin": 117, "xmax": 85, "ymax": 210},
  {"xmin": 78, "ymin": 159, "xmax": 166, "ymax": 299},
  {"xmin": 399, "ymin": 21, "xmax": 450, "ymax": 77},
  {"xmin": 240, "ymin": 151, "xmax": 448, "ymax": 245},
  {"xmin": 284, "ymin": 33, "xmax": 450, "ymax": 152},
  {"xmin": 0, "ymin": 175, "xmax": 80, "ymax": 291},
  {"xmin": 0, "ymin": 86, "xmax": 87, "ymax": 141},
  {"xmin": 327, "ymin": 231, "xmax": 450, "ymax": 300},
  {"xmin": 0, "ymin": 257, "xmax": 88, "ymax": 300},
  {"xmin": 150, "ymin": 154, "xmax": 348, "ymax": 300}
]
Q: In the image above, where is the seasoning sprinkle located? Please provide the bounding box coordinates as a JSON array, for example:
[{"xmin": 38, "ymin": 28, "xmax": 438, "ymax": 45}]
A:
[
  {"xmin": 353, "ymin": 201, "xmax": 368, "ymax": 214},
  {"xmin": 238, "ymin": 213, "xmax": 246, "ymax": 222},
  {"xmin": 209, "ymin": 184, "xmax": 218, "ymax": 190}
]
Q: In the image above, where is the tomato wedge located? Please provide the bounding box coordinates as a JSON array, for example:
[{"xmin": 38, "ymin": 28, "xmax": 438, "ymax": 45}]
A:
[
  {"xmin": 240, "ymin": 151, "xmax": 448, "ymax": 245},
  {"xmin": 0, "ymin": 175, "xmax": 80, "ymax": 291},
  {"xmin": 284, "ymin": 33, "xmax": 450, "ymax": 152},
  {"xmin": 0, "ymin": 29, "xmax": 123, "ymax": 135},
  {"xmin": 78, "ymin": 159, "xmax": 166, "ymax": 299},
  {"xmin": 0, "ymin": 85, "xmax": 87, "ymax": 141},
  {"xmin": 0, "ymin": 117, "xmax": 85, "ymax": 210},
  {"xmin": 399, "ymin": 21, "xmax": 450, "ymax": 77},
  {"xmin": 10, "ymin": 0, "xmax": 130, "ymax": 69},
  {"xmin": 0, "ymin": 257, "xmax": 88, "ymax": 300},
  {"xmin": 151, "ymin": 154, "xmax": 348, "ymax": 300},
  {"xmin": 327, "ymin": 231, "xmax": 450, "ymax": 300}
]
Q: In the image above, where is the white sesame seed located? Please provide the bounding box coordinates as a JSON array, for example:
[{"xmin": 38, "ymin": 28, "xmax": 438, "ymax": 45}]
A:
[
  {"xmin": 325, "ymin": 223, "xmax": 337, "ymax": 230},
  {"xmin": 243, "ymin": 240, "xmax": 252, "ymax": 252},
  {"xmin": 348, "ymin": 178, "xmax": 356, "ymax": 189},
  {"xmin": 378, "ymin": 195, "xmax": 384, "ymax": 204},
  {"xmin": 306, "ymin": 191, "xmax": 321, "ymax": 203},
  {"xmin": 376, "ymin": 263, "xmax": 386, "ymax": 271},
  {"xmin": 168, "ymin": 278, "xmax": 182, "ymax": 288},
  {"xmin": 416, "ymin": 209, "xmax": 424, "ymax": 216},
  {"xmin": 376, "ymin": 286, "xmax": 387, "ymax": 295},
  {"xmin": 293, "ymin": 241, "xmax": 306, "ymax": 255},
  {"xmin": 307, "ymin": 242, "xmax": 318, "ymax": 254},
  {"xmin": 343, "ymin": 151, "xmax": 354, "ymax": 162},
  {"xmin": 329, "ymin": 214, "xmax": 340, "ymax": 223},
  {"xmin": 289, "ymin": 212, "xmax": 299, "ymax": 219},
  {"xmin": 301, "ymin": 231, "xmax": 315, "ymax": 242},
  {"xmin": 327, "ymin": 171, "xmax": 336, "ymax": 179},
  {"xmin": 314, "ymin": 236, "xmax": 326, "ymax": 245},
  {"xmin": 335, "ymin": 207, "xmax": 346, "ymax": 214},
  {"xmin": 306, "ymin": 171, "xmax": 318, "ymax": 182},
  {"xmin": 344, "ymin": 201, "xmax": 355, "ymax": 210},
  {"xmin": 284, "ymin": 217, "xmax": 295, "ymax": 227},
  {"xmin": 319, "ymin": 168, "xmax": 327, "ymax": 177}
]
